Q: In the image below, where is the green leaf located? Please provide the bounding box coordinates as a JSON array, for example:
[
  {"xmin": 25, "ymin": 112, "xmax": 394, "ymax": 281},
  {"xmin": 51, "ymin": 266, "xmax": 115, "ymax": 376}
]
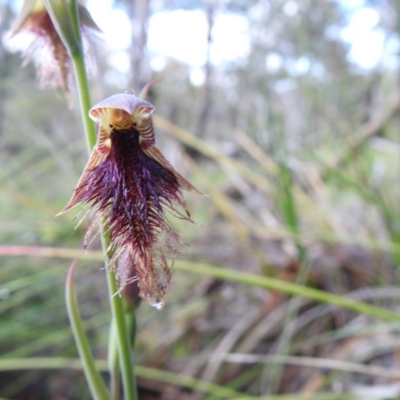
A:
[{"xmin": 65, "ymin": 261, "xmax": 110, "ymax": 400}]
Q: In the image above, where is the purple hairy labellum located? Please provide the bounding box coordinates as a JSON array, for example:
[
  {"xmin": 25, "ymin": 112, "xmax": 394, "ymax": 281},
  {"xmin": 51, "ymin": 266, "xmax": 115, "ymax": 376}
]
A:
[{"xmin": 59, "ymin": 94, "xmax": 202, "ymax": 309}]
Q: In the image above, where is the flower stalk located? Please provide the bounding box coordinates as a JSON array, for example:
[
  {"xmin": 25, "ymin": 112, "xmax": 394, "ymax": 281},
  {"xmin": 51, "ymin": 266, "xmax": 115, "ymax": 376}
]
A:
[
  {"xmin": 62, "ymin": 3, "xmax": 138, "ymax": 399},
  {"xmin": 106, "ymin": 266, "xmax": 138, "ymax": 400}
]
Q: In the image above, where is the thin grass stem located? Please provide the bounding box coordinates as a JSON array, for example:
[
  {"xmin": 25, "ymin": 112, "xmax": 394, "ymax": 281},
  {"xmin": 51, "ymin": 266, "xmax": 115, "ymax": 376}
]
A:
[{"xmin": 65, "ymin": 262, "xmax": 109, "ymax": 400}]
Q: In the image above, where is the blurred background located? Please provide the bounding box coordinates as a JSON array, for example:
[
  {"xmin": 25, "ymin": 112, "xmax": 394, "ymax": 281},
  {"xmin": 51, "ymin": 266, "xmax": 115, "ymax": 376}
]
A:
[{"xmin": 0, "ymin": 0, "xmax": 399, "ymax": 399}]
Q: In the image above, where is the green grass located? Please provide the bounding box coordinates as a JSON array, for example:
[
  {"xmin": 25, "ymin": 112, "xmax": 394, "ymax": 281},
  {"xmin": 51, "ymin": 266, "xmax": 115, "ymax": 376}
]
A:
[{"xmin": 1, "ymin": 6, "xmax": 399, "ymax": 398}]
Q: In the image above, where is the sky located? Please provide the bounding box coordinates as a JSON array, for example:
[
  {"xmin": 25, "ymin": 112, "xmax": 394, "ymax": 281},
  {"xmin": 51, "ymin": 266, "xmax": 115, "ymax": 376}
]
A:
[
  {"xmin": 86, "ymin": 1, "xmax": 250, "ymax": 67},
  {"xmin": 85, "ymin": 0, "xmax": 398, "ymax": 86},
  {"xmin": 339, "ymin": 1, "xmax": 399, "ymax": 69},
  {"xmin": 7, "ymin": 0, "xmax": 399, "ymax": 86},
  {"xmin": 86, "ymin": 1, "xmax": 251, "ymax": 86}
]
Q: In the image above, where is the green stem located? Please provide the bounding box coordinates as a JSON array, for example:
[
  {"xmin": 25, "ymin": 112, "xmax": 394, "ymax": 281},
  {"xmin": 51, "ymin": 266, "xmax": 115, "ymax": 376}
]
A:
[
  {"xmin": 71, "ymin": 53, "xmax": 138, "ymax": 400},
  {"xmin": 269, "ymin": 164, "xmax": 311, "ymax": 393},
  {"xmin": 108, "ymin": 318, "xmax": 121, "ymax": 400},
  {"xmin": 175, "ymin": 262, "xmax": 400, "ymax": 324},
  {"xmin": 65, "ymin": 262, "xmax": 109, "ymax": 400},
  {"xmin": 107, "ymin": 269, "xmax": 138, "ymax": 400},
  {"xmin": 2, "ymin": 241, "xmax": 399, "ymax": 324},
  {"xmin": 68, "ymin": 0, "xmax": 82, "ymax": 40},
  {"xmin": 67, "ymin": 2, "xmax": 137, "ymax": 398},
  {"xmin": 0, "ymin": 358, "xmax": 250, "ymax": 399},
  {"xmin": 67, "ymin": 0, "xmax": 96, "ymax": 150},
  {"xmin": 278, "ymin": 164, "xmax": 306, "ymax": 262},
  {"xmin": 71, "ymin": 53, "xmax": 96, "ymax": 150},
  {"xmin": 128, "ymin": 308, "xmax": 137, "ymax": 346}
]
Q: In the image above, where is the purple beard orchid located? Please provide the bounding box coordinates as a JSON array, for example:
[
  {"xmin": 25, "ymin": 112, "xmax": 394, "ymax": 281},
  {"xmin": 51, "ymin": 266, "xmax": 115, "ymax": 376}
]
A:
[
  {"xmin": 8, "ymin": 0, "xmax": 99, "ymax": 95},
  {"xmin": 59, "ymin": 94, "xmax": 202, "ymax": 309}
]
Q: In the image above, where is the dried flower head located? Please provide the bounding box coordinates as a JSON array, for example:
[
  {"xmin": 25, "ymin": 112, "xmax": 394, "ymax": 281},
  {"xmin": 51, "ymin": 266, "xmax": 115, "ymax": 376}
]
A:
[
  {"xmin": 59, "ymin": 93, "xmax": 202, "ymax": 309},
  {"xmin": 7, "ymin": 0, "xmax": 99, "ymax": 94}
]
